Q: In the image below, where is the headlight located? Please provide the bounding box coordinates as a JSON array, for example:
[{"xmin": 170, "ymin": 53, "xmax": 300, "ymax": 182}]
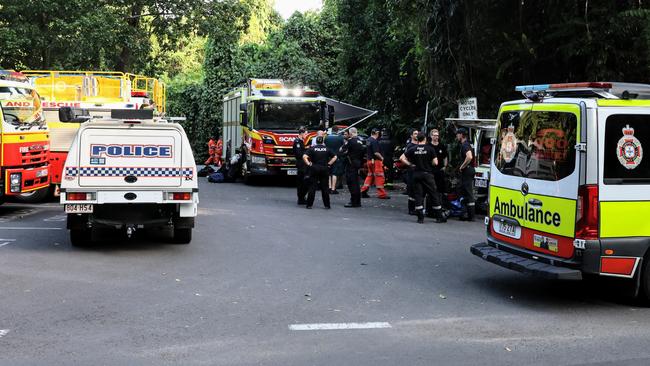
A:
[
  {"xmin": 251, "ymin": 155, "xmax": 266, "ymax": 165},
  {"xmin": 9, "ymin": 173, "xmax": 21, "ymax": 193}
]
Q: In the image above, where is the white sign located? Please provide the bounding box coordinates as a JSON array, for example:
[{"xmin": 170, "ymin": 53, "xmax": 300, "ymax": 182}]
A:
[{"xmin": 458, "ymin": 97, "xmax": 478, "ymax": 119}]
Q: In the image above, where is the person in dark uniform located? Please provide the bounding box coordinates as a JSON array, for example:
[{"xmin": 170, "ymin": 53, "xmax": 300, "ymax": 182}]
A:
[
  {"xmin": 293, "ymin": 127, "xmax": 308, "ymax": 205},
  {"xmin": 325, "ymin": 126, "xmax": 345, "ymax": 194},
  {"xmin": 303, "ymin": 136, "xmax": 337, "ymax": 209},
  {"xmin": 339, "ymin": 127, "xmax": 365, "ymax": 208},
  {"xmin": 426, "ymin": 128, "xmax": 448, "ymax": 216},
  {"xmin": 401, "ymin": 133, "xmax": 446, "ymax": 224},
  {"xmin": 401, "ymin": 129, "xmax": 419, "ymax": 215},
  {"xmin": 378, "ymin": 128, "xmax": 395, "ymax": 188},
  {"xmin": 456, "ymin": 127, "xmax": 476, "ymax": 221}
]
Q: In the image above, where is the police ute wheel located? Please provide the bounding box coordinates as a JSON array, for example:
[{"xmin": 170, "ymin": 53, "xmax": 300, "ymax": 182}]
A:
[
  {"xmin": 70, "ymin": 229, "xmax": 93, "ymax": 247},
  {"xmin": 173, "ymin": 228, "xmax": 192, "ymax": 244}
]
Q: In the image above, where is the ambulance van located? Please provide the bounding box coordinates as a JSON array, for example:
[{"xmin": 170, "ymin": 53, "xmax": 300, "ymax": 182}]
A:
[
  {"xmin": 60, "ymin": 108, "xmax": 198, "ymax": 246},
  {"xmin": 471, "ymin": 82, "xmax": 650, "ymax": 299}
]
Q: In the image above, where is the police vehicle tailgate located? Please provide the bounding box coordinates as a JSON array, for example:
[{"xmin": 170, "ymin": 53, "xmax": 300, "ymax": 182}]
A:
[{"xmin": 77, "ymin": 127, "xmax": 185, "ymax": 188}]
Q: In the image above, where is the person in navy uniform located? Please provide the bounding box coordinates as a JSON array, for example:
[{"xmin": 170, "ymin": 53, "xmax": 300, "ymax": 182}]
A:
[
  {"xmin": 401, "ymin": 133, "xmax": 447, "ymax": 224},
  {"xmin": 426, "ymin": 128, "xmax": 448, "ymax": 216},
  {"xmin": 339, "ymin": 127, "xmax": 365, "ymax": 208},
  {"xmin": 293, "ymin": 127, "xmax": 308, "ymax": 205},
  {"xmin": 303, "ymin": 136, "xmax": 337, "ymax": 209},
  {"xmin": 456, "ymin": 127, "xmax": 476, "ymax": 221}
]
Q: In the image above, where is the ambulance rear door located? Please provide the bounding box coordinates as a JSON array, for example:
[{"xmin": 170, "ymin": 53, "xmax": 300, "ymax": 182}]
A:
[{"xmin": 490, "ymin": 102, "xmax": 581, "ymax": 259}]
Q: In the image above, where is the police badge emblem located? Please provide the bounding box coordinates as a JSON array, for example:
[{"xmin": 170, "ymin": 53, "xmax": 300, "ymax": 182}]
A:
[
  {"xmin": 617, "ymin": 124, "xmax": 643, "ymax": 170},
  {"xmin": 500, "ymin": 124, "xmax": 517, "ymax": 163}
]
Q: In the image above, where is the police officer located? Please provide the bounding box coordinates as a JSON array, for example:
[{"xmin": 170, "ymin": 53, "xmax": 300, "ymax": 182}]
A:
[
  {"xmin": 293, "ymin": 127, "xmax": 308, "ymax": 205},
  {"xmin": 303, "ymin": 136, "xmax": 337, "ymax": 209},
  {"xmin": 456, "ymin": 127, "xmax": 476, "ymax": 221},
  {"xmin": 426, "ymin": 128, "xmax": 448, "ymax": 216},
  {"xmin": 401, "ymin": 133, "xmax": 446, "ymax": 224},
  {"xmin": 340, "ymin": 127, "xmax": 365, "ymax": 208},
  {"xmin": 401, "ymin": 129, "xmax": 419, "ymax": 215}
]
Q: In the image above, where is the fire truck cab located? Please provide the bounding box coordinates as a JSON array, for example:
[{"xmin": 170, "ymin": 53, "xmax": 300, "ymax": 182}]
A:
[
  {"xmin": 471, "ymin": 82, "xmax": 650, "ymax": 300},
  {"xmin": 222, "ymin": 79, "xmax": 332, "ymax": 180},
  {"xmin": 0, "ymin": 71, "xmax": 50, "ymax": 201}
]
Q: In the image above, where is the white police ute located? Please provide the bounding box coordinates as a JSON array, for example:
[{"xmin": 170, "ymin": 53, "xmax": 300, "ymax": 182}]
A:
[{"xmin": 59, "ymin": 108, "xmax": 198, "ymax": 246}]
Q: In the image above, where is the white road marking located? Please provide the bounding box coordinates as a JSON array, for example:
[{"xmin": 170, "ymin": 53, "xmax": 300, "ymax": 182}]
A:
[
  {"xmin": 0, "ymin": 227, "xmax": 62, "ymax": 230},
  {"xmin": 0, "ymin": 239, "xmax": 16, "ymax": 248},
  {"xmin": 0, "ymin": 329, "xmax": 9, "ymax": 338},
  {"xmin": 44, "ymin": 214, "xmax": 67, "ymax": 222},
  {"xmin": 289, "ymin": 322, "xmax": 392, "ymax": 331}
]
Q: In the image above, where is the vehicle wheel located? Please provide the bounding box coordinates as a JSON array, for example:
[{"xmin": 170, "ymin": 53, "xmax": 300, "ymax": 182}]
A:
[
  {"xmin": 14, "ymin": 186, "xmax": 51, "ymax": 203},
  {"xmin": 70, "ymin": 229, "xmax": 93, "ymax": 247},
  {"xmin": 173, "ymin": 228, "xmax": 192, "ymax": 244}
]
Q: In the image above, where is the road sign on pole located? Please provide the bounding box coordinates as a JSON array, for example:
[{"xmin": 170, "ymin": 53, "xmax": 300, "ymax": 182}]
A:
[{"xmin": 458, "ymin": 97, "xmax": 478, "ymax": 119}]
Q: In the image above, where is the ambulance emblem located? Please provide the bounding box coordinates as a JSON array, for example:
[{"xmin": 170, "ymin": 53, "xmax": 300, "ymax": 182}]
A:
[
  {"xmin": 500, "ymin": 124, "xmax": 517, "ymax": 163},
  {"xmin": 617, "ymin": 124, "xmax": 643, "ymax": 170}
]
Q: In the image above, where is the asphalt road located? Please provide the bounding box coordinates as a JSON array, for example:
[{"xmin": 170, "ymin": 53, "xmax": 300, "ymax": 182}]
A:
[{"xmin": 1, "ymin": 180, "xmax": 650, "ymax": 365}]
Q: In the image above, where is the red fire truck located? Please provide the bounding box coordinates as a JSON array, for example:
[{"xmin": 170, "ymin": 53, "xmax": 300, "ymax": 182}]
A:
[{"xmin": 0, "ymin": 71, "xmax": 50, "ymax": 203}]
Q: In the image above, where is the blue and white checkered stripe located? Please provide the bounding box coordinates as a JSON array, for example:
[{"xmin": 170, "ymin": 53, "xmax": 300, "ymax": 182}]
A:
[{"xmin": 65, "ymin": 167, "xmax": 193, "ymax": 177}]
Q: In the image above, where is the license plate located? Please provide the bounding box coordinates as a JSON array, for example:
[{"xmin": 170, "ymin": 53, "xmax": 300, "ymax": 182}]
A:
[
  {"xmin": 493, "ymin": 220, "xmax": 521, "ymax": 239},
  {"xmin": 533, "ymin": 234, "xmax": 558, "ymax": 253},
  {"xmin": 286, "ymin": 169, "xmax": 297, "ymax": 176},
  {"xmin": 65, "ymin": 204, "xmax": 93, "ymax": 214},
  {"xmin": 475, "ymin": 178, "xmax": 488, "ymax": 188}
]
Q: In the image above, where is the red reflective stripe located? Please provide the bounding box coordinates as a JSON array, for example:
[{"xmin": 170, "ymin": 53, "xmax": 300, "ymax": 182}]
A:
[{"xmin": 601, "ymin": 257, "xmax": 638, "ymax": 276}]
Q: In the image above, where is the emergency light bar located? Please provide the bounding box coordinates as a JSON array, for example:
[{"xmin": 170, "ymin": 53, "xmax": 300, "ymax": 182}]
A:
[
  {"xmin": 0, "ymin": 70, "xmax": 29, "ymax": 83},
  {"xmin": 516, "ymin": 82, "xmax": 650, "ymax": 100},
  {"xmin": 260, "ymin": 89, "xmax": 320, "ymax": 98}
]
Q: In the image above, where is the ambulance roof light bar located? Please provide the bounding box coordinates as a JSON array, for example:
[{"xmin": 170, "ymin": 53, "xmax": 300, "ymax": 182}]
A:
[
  {"xmin": 516, "ymin": 82, "xmax": 650, "ymax": 100},
  {"xmin": 0, "ymin": 70, "xmax": 29, "ymax": 83}
]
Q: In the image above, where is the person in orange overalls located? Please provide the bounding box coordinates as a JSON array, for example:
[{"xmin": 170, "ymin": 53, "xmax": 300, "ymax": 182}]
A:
[
  {"xmin": 361, "ymin": 128, "xmax": 390, "ymax": 199},
  {"xmin": 204, "ymin": 133, "xmax": 223, "ymax": 167}
]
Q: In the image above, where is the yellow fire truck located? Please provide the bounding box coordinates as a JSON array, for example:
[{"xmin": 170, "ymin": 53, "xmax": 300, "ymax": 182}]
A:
[{"xmin": 20, "ymin": 70, "xmax": 165, "ymax": 201}]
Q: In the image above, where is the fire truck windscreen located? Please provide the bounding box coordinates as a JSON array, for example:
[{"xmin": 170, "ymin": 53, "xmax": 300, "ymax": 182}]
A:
[
  {"xmin": 0, "ymin": 87, "xmax": 45, "ymax": 127},
  {"xmin": 256, "ymin": 102, "xmax": 322, "ymax": 130}
]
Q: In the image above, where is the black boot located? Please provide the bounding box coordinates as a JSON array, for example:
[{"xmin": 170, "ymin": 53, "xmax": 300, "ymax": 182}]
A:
[
  {"xmin": 460, "ymin": 204, "xmax": 475, "ymax": 221},
  {"xmin": 434, "ymin": 209, "xmax": 447, "ymax": 223},
  {"xmin": 416, "ymin": 210, "xmax": 424, "ymax": 224},
  {"xmin": 408, "ymin": 200, "xmax": 416, "ymax": 215}
]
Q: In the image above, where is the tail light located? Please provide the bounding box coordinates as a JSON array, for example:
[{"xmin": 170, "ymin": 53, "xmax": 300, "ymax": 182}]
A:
[
  {"xmin": 168, "ymin": 192, "xmax": 191, "ymax": 201},
  {"xmin": 67, "ymin": 192, "xmax": 95, "ymax": 201},
  {"xmin": 576, "ymin": 185, "xmax": 599, "ymax": 240}
]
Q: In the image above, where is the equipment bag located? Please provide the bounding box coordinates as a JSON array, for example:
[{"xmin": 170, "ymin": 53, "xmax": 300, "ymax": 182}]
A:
[
  {"xmin": 198, "ymin": 165, "xmax": 215, "ymax": 177},
  {"xmin": 207, "ymin": 172, "xmax": 225, "ymax": 183}
]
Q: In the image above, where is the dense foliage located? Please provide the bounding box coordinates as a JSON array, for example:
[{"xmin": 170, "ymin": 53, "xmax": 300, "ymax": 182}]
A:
[{"xmin": 2, "ymin": 0, "xmax": 649, "ymax": 159}]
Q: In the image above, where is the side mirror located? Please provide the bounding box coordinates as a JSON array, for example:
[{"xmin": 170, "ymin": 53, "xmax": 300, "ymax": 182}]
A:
[
  {"xmin": 240, "ymin": 112, "xmax": 248, "ymax": 127},
  {"xmin": 59, "ymin": 106, "xmax": 90, "ymax": 123},
  {"xmin": 328, "ymin": 105, "xmax": 335, "ymax": 126},
  {"xmin": 240, "ymin": 103, "xmax": 247, "ymax": 112}
]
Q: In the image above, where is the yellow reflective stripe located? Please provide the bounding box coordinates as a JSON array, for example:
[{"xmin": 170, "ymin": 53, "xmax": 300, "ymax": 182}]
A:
[
  {"xmin": 601, "ymin": 201, "xmax": 650, "ymax": 238},
  {"xmin": 597, "ymin": 99, "xmax": 650, "ymax": 107},
  {"xmin": 489, "ymin": 186, "xmax": 577, "ymax": 237},
  {"xmin": 2, "ymin": 132, "xmax": 49, "ymax": 143},
  {"xmin": 500, "ymin": 103, "xmax": 533, "ymax": 112}
]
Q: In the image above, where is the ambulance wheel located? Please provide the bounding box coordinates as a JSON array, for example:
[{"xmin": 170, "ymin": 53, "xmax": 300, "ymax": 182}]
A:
[
  {"xmin": 639, "ymin": 256, "xmax": 650, "ymax": 303},
  {"xmin": 70, "ymin": 229, "xmax": 93, "ymax": 247},
  {"xmin": 173, "ymin": 228, "xmax": 192, "ymax": 244},
  {"xmin": 14, "ymin": 186, "xmax": 51, "ymax": 203}
]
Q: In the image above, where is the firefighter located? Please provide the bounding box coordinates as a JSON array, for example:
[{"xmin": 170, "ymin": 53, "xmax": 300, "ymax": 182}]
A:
[
  {"xmin": 204, "ymin": 133, "xmax": 223, "ymax": 167},
  {"xmin": 426, "ymin": 128, "xmax": 448, "ymax": 217},
  {"xmin": 378, "ymin": 128, "xmax": 395, "ymax": 188},
  {"xmin": 456, "ymin": 127, "xmax": 476, "ymax": 221},
  {"xmin": 361, "ymin": 128, "xmax": 390, "ymax": 199},
  {"xmin": 340, "ymin": 127, "xmax": 365, "ymax": 208},
  {"xmin": 401, "ymin": 133, "xmax": 446, "ymax": 224},
  {"xmin": 293, "ymin": 127, "xmax": 308, "ymax": 205},
  {"xmin": 402, "ymin": 129, "xmax": 419, "ymax": 215},
  {"xmin": 303, "ymin": 136, "xmax": 337, "ymax": 209}
]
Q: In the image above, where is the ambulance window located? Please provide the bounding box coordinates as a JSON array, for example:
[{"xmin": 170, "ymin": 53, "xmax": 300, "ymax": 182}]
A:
[
  {"xmin": 603, "ymin": 114, "xmax": 650, "ymax": 184},
  {"xmin": 495, "ymin": 110, "xmax": 577, "ymax": 181}
]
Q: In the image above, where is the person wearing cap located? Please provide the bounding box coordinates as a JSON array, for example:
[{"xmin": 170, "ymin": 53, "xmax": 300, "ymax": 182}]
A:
[
  {"xmin": 303, "ymin": 136, "xmax": 337, "ymax": 209},
  {"xmin": 293, "ymin": 127, "xmax": 309, "ymax": 205},
  {"xmin": 361, "ymin": 128, "xmax": 390, "ymax": 199},
  {"xmin": 339, "ymin": 127, "xmax": 364, "ymax": 208},
  {"xmin": 456, "ymin": 127, "xmax": 476, "ymax": 221}
]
